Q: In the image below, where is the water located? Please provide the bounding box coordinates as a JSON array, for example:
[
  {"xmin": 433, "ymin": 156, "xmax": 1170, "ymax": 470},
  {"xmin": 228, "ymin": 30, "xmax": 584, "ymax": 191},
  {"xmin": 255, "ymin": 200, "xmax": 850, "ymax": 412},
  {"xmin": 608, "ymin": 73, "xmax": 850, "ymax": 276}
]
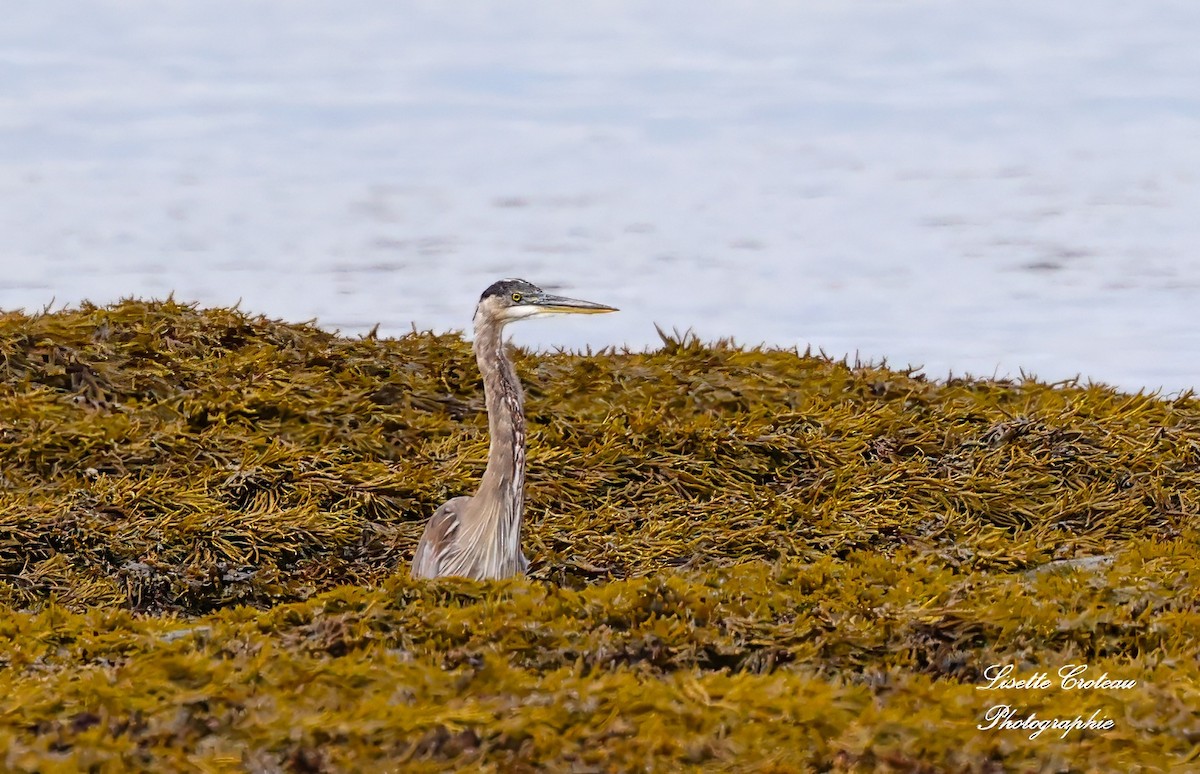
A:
[{"xmin": 2, "ymin": 1, "xmax": 1199, "ymax": 391}]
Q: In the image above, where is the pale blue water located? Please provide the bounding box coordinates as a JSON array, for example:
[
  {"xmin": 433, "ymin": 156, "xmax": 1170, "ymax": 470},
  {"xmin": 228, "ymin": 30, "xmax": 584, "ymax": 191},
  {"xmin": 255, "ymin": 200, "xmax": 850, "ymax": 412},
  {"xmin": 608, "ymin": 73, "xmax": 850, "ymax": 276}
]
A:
[{"xmin": 2, "ymin": 1, "xmax": 1199, "ymax": 391}]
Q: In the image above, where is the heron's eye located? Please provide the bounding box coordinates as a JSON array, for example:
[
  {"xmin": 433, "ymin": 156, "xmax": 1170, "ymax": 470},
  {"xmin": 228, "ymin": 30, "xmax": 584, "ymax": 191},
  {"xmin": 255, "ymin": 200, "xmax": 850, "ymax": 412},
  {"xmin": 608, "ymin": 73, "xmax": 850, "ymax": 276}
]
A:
[{"xmin": 511, "ymin": 292, "xmax": 523, "ymax": 302}]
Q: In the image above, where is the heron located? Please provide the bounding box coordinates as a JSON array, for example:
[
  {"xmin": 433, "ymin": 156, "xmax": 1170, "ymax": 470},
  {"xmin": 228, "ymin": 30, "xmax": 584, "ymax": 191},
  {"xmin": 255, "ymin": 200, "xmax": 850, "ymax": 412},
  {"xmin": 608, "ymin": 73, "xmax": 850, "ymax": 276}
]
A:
[{"xmin": 411, "ymin": 278, "xmax": 617, "ymax": 580}]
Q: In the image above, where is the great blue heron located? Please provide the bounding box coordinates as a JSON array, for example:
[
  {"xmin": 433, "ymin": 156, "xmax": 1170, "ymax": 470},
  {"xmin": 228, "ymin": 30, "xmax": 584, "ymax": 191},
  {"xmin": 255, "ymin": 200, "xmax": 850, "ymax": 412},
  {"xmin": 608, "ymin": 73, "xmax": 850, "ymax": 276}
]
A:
[{"xmin": 411, "ymin": 278, "xmax": 617, "ymax": 580}]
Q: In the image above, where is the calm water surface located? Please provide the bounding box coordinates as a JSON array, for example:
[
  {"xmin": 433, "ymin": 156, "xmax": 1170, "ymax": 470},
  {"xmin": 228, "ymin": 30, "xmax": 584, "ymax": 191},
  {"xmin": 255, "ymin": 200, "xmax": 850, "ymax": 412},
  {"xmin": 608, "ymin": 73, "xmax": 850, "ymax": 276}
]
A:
[{"xmin": 2, "ymin": 2, "xmax": 1199, "ymax": 391}]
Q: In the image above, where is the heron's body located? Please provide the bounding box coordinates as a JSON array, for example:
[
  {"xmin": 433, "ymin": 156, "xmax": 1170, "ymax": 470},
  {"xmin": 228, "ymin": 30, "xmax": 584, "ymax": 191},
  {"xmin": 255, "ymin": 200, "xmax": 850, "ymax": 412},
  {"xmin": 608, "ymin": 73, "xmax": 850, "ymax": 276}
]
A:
[{"xmin": 411, "ymin": 279, "xmax": 615, "ymax": 580}]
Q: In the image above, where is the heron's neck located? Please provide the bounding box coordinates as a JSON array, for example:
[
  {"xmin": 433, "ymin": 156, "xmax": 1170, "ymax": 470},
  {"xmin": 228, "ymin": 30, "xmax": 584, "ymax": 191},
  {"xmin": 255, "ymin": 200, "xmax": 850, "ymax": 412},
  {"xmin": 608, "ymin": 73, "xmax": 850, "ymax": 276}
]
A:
[{"xmin": 472, "ymin": 315, "xmax": 526, "ymax": 523}]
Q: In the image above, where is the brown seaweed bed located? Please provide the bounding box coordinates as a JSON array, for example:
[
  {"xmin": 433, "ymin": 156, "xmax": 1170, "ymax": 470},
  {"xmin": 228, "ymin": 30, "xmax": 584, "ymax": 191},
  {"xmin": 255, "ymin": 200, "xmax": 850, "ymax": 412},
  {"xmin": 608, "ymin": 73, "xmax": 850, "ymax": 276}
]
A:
[{"xmin": 1, "ymin": 299, "xmax": 1198, "ymax": 771}]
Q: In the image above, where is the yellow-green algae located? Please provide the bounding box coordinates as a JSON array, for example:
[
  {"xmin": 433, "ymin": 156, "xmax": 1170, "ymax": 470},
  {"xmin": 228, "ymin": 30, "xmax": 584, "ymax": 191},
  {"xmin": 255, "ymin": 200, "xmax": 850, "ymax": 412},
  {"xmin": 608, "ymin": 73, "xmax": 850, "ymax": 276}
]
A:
[{"xmin": 0, "ymin": 299, "xmax": 1198, "ymax": 771}]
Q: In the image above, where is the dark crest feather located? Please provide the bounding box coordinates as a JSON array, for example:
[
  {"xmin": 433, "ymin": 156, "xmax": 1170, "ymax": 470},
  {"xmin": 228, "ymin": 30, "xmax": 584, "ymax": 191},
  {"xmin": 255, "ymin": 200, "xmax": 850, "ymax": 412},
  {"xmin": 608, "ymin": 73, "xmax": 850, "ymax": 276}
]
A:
[{"xmin": 481, "ymin": 278, "xmax": 541, "ymax": 301}]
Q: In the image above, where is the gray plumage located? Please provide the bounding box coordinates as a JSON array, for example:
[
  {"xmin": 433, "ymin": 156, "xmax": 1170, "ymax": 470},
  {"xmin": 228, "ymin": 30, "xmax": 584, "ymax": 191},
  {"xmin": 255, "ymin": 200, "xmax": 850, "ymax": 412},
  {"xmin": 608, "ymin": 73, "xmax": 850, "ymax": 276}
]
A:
[{"xmin": 411, "ymin": 279, "xmax": 616, "ymax": 580}]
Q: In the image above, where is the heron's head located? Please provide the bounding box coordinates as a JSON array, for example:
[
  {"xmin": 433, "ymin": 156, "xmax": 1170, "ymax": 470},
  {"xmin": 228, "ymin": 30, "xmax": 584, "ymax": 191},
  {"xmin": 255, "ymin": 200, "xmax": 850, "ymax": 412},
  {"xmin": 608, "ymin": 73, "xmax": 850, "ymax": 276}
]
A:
[{"xmin": 475, "ymin": 278, "xmax": 618, "ymax": 326}]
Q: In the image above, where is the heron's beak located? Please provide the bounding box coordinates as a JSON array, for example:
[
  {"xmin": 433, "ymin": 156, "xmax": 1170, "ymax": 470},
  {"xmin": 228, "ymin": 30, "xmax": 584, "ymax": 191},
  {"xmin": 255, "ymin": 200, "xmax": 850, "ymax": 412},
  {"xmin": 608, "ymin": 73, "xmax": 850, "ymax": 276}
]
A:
[{"xmin": 534, "ymin": 293, "xmax": 619, "ymax": 315}]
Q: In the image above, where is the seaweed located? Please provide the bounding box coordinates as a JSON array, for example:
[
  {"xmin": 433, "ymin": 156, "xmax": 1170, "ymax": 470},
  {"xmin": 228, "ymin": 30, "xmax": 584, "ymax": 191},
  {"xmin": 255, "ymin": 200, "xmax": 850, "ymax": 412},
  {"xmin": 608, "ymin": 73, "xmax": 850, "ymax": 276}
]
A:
[{"xmin": 0, "ymin": 299, "xmax": 1197, "ymax": 770}]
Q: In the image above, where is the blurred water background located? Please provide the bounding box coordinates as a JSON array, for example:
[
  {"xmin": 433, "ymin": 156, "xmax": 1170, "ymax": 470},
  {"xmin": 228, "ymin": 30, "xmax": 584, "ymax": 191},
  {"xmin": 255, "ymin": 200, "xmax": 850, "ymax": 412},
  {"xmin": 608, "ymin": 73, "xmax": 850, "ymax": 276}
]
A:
[{"xmin": 2, "ymin": 1, "xmax": 1198, "ymax": 392}]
